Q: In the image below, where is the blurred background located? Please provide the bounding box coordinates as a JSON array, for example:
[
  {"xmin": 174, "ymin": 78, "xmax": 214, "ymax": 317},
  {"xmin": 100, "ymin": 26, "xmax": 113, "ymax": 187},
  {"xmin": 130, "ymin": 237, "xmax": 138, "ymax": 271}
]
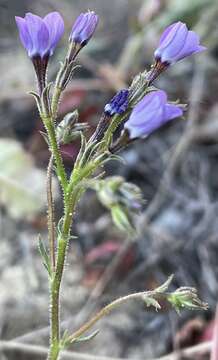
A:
[{"xmin": 0, "ymin": 0, "xmax": 218, "ymax": 359}]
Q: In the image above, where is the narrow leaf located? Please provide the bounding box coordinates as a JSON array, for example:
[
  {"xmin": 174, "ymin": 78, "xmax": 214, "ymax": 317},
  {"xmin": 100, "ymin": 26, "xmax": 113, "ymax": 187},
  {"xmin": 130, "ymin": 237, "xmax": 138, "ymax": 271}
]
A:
[
  {"xmin": 155, "ymin": 275, "xmax": 174, "ymax": 293},
  {"xmin": 38, "ymin": 235, "xmax": 52, "ymax": 277},
  {"xmin": 71, "ymin": 329, "xmax": 100, "ymax": 344}
]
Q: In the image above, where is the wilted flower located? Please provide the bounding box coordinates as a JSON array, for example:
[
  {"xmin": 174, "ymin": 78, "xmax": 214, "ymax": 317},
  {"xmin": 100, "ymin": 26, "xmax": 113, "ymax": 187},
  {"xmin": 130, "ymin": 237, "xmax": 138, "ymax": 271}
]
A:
[
  {"xmin": 15, "ymin": 12, "xmax": 64, "ymax": 58},
  {"xmin": 167, "ymin": 287, "xmax": 208, "ymax": 313},
  {"xmin": 94, "ymin": 176, "xmax": 144, "ymax": 234},
  {"xmin": 104, "ymin": 90, "xmax": 129, "ymax": 116},
  {"xmin": 124, "ymin": 90, "xmax": 183, "ymax": 139},
  {"xmin": 70, "ymin": 11, "xmax": 99, "ymax": 47},
  {"xmin": 154, "ymin": 21, "xmax": 206, "ymax": 65},
  {"xmin": 15, "ymin": 12, "xmax": 64, "ymax": 93}
]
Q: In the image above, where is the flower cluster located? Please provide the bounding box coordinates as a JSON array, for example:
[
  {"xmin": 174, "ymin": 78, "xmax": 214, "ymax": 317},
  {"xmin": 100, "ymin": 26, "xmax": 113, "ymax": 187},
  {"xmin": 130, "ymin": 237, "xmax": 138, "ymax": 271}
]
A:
[{"xmin": 15, "ymin": 9, "xmax": 207, "ymax": 360}]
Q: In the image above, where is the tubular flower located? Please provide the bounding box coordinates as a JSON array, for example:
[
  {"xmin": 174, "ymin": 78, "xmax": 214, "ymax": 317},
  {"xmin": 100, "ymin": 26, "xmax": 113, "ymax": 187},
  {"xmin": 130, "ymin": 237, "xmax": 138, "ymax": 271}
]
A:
[
  {"xmin": 104, "ymin": 89, "xmax": 129, "ymax": 116},
  {"xmin": 124, "ymin": 90, "xmax": 183, "ymax": 139},
  {"xmin": 15, "ymin": 12, "xmax": 64, "ymax": 94},
  {"xmin": 15, "ymin": 12, "xmax": 64, "ymax": 58},
  {"xmin": 154, "ymin": 21, "xmax": 206, "ymax": 65},
  {"xmin": 70, "ymin": 11, "xmax": 99, "ymax": 47}
]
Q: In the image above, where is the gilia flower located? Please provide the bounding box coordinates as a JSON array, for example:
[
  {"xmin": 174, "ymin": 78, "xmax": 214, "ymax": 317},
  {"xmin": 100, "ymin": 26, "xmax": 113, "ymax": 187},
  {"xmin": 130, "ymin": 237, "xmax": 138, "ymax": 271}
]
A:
[
  {"xmin": 147, "ymin": 22, "xmax": 206, "ymax": 83},
  {"xmin": 15, "ymin": 12, "xmax": 64, "ymax": 58},
  {"xmin": 154, "ymin": 21, "xmax": 206, "ymax": 65},
  {"xmin": 15, "ymin": 12, "xmax": 64, "ymax": 93},
  {"xmin": 70, "ymin": 11, "xmax": 99, "ymax": 47},
  {"xmin": 124, "ymin": 90, "xmax": 183, "ymax": 139}
]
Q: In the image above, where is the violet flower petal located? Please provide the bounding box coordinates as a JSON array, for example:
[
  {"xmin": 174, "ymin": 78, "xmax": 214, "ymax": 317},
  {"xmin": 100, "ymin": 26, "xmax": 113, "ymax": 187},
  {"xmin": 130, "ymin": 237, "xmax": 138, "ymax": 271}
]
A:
[
  {"xmin": 15, "ymin": 16, "xmax": 33, "ymax": 55},
  {"xmin": 70, "ymin": 11, "xmax": 99, "ymax": 46},
  {"xmin": 15, "ymin": 11, "xmax": 64, "ymax": 58},
  {"xmin": 124, "ymin": 90, "xmax": 183, "ymax": 139},
  {"xmin": 44, "ymin": 12, "xmax": 64, "ymax": 55},
  {"xmin": 154, "ymin": 21, "xmax": 206, "ymax": 64},
  {"xmin": 25, "ymin": 13, "xmax": 49, "ymax": 57}
]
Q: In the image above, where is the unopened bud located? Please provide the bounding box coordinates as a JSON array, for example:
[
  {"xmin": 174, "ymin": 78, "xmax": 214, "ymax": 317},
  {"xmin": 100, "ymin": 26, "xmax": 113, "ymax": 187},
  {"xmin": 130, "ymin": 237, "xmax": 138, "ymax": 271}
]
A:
[{"xmin": 56, "ymin": 110, "xmax": 89, "ymax": 144}]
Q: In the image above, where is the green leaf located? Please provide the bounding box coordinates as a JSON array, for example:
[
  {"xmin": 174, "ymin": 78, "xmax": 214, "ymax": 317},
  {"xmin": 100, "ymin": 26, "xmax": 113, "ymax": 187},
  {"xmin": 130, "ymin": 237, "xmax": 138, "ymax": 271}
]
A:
[
  {"xmin": 143, "ymin": 295, "xmax": 161, "ymax": 311},
  {"xmin": 71, "ymin": 329, "xmax": 100, "ymax": 344},
  {"xmin": 29, "ymin": 91, "xmax": 42, "ymax": 114},
  {"xmin": 38, "ymin": 235, "xmax": 52, "ymax": 277},
  {"xmin": 74, "ymin": 132, "xmax": 87, "ymax": 169},
  {"xmin": 155, "ymin": 275, "xmax": 174, "ymax": 293}
]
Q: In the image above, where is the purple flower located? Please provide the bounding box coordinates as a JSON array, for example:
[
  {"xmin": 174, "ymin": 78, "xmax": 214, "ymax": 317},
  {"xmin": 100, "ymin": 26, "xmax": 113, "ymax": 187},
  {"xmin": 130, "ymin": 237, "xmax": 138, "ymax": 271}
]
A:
[
  {"xmin": 154, "ymin": 21, "xmax": 206, "ymax": 65},
  {"xmin": 70, "ymin": 11, "xmax": 99, "ymax": 46},
  {"xmin": 15, "ymin": 12, "xmax": 64, "ymax": 94},
  {"xmin": 124, "ymin": 90, "xmax": 183, "ymax": 139},
  {"xmin": 104, "ymin": 89, "xmax": 129, "ymax": 116},
  {"xmin": 15, "ymin": 12, "xmax": 64, "ymax": 59}
]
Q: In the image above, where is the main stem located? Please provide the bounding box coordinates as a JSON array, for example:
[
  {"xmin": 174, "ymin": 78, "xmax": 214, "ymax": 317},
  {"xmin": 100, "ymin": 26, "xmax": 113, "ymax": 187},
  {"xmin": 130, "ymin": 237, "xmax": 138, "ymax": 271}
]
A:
[
  {"xmin": 48, "ymin": 202, "xmax": 74, "ymax": 360},
  {"xmin": 48, "ymin": 177, "xmax": 85, "ymax": 360},
  {"xmin": 42, "ymin": 112, "xmax": 70, "ymax": 360}
]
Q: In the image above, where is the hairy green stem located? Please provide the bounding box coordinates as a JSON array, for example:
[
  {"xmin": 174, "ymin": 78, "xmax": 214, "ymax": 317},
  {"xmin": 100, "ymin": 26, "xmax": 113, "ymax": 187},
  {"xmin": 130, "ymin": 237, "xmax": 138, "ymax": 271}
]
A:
[
  {"xmin": 43, "ymin": 117, "xmax": 68, "ymax": 192},
  {"xmin": 68, "ymin": 291, "xmax": 155, "ymax": 342},
  {"xmin": 51, "ymin": 87, "xmax": 62, "ymax": 119},
  {"xmin": 47, "ymin": 154, "xmax": 56, "ymax": 272},
  {"xmin": 48, "ymin": 209, "xmax": 73, "ymax": 359},
  {"xmin": 48, "ymin": 182, "xmax": 85, "ymax": 360}
]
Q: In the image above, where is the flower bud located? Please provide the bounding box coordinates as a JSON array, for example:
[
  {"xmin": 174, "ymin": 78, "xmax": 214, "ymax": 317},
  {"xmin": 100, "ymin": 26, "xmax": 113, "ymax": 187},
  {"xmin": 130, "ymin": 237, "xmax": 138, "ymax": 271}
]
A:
[
  {"xmin": 70, "ymin": 11, "xmax": 99, "ymax": 47},
  {"xmin": 56, "ymin": 110, "xmax": 89, "ymax": 145},
  {"xmin": 104, "ymin": 89, "xmax": 129, "ymax": 116},
  {"xmin": 91, "ymin": 89, "xmax": 129, "ymax": 142}
]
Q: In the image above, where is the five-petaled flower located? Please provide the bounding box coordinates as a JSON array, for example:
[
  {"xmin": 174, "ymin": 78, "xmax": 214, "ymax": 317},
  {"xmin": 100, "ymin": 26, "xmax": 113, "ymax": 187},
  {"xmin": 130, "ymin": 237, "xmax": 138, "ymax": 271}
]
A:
[
  {"xmin": 154, "ymin": 21, "xmax": 206, "ymax": 65},
  {"xmin": 104, "ymin": 89, "xmax": 129, "ymax": 116},
  {"xmin": 70, "ymin": 11, "xmax": 99, "ymax": 47},
  {"xmin": 124, "ymin": 90, "xmax": 183, "ymax": 139},
  {"xmin": 15, "ymin": 12, "xmax": 64, "ymax": 59}
]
